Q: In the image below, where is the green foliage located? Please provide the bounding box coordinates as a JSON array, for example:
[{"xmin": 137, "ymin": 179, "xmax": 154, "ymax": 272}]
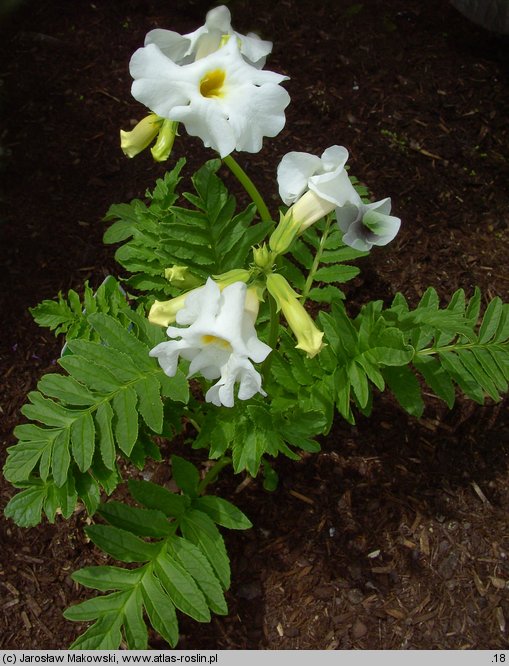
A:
[
  {"xmin": 104, "ymin": 159, "xmax": 270, "ymax": 301},
  {"xmin": 282, "ymin": 215, "xmax": 368, "ymax": 304},
  {"xmin": 64, "ymin": 458, "xmax": 251, "ymax": 649},
  {"xmin": 4, "ymin": 312, "xmax": 189, "ymax": 526},
  {"xmin": 266, "ymin": 287, "xmax": 509, "ymax": 426},
  {"xmin": 193, "ymin": 399, "xmax": 326, "ymax": 477},
  {"xmin": 383, "ymin": 287, "xmax": 509, "ymax": 409},
  {"xmin": 30, "ymin": 276, "xmax": 131, "ymax": 341}
]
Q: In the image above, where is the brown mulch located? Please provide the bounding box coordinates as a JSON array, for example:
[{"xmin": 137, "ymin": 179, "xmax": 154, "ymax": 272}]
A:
[{"xmin": 1, "ymin": 0, "xmax": 509, "ymax": 650}]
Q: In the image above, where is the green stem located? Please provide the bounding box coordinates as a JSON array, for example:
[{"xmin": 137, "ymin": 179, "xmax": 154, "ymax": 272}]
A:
[
  {"xmin": 417, "ymin": 341, "xmax": 494, "ymax": 357},
  {"xmin": 301, "ymin": 214, "xmax": 334, "ymax": 302},
  {"xmin": 261, "ymin": 293, "xmax": 280, "ymax": 381},
  {"xmin": 222, "ymin": 155, "xmax": 272, "ymax": 223},
  {"xmin": 197, "ymin": 456, "xmax": 232, "ymax": 495}
]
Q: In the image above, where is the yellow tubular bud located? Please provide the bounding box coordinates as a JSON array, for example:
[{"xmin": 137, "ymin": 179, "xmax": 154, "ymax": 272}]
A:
[
  {"xmin": 149, "ymin": 271, "xmax": 250, "ymax": 327},
  {"xmin": 120, "ymin": 114, "xmax": 161, "ymax": 158},
  {"xmin": 148, "ymin": 293, "xmax": 189, "ymax": 327},
  {"xmin": 150, "ymin": 120, "xmax": 179, "ymax": 162},
  {"xmin": 291, "ymin": 189, "xmax": 336, "ymax": 233},
  {"xmin": 266, "ymin": 273, "xmax": 325, "ymax": 358}
]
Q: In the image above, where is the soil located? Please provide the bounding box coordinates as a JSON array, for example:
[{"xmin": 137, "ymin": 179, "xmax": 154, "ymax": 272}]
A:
[{"xmin": 1, "ymin": 0, "xmax": 509, "ymax": 651}]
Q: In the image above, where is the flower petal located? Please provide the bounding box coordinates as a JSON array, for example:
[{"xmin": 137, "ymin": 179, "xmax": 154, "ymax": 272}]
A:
[{"xmin": 277, "ymin": 151, "xmax": 323, "ymax": 205}]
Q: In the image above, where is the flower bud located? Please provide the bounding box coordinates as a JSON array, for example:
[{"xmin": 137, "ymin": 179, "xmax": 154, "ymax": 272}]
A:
[
  {"xmin": 266, "ymin": 273, "xmax": 324, "ymax": 358},
  {"xmin": 149, "ymin": 269, "xmax": 251, "ymax": 327},
  {"xmin": 150, "ymin": 120, "xmax": 179, "ymax": 162},
  {"xmin": 164, "ymin": 265, "xmax": 202, "ymax": 289},
  {"xmin": 120, "ymin": 114, "xmax": 161, "ymax": 158},
  {"xmin": 268, "ymin": 209, "xmax": 301, "ymax": 255},
  {"xmin": 252, "ymin": 244, "xmax": 275, "ymax": 270},
  {"xmin": 149, "ymin": 293, "xmax": 189, "ymax": 327}
]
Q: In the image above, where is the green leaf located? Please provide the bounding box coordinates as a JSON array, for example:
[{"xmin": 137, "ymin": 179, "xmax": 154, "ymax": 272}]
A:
[
  {"xmin": 71, "ymin": 411, "xmax": 95, "ymax": 472},
  {"xmin": 75, "ymin": 472, "xmax": 101, "ymax": 515},
  {"xmin": 71, "ymin": 566, "xmax": 144, "ymax": 591},
  {"xmin": 135, "ymin": 375, "xmax": 163, "ymax": 433},
  {"xmin": 68, "ymin": 612, "xmax": 123, "ymax": 650},
  {"xmin": 383, "ymin": 365, "xmax": 424, "ymax": 417},
  {"xmin": 59, "ymin": 355, "xmax": 119, "ymax": 393},
  {"xmin": 38, "ymin": 373, "xmax": 96, "ymax": 406},
  {"xmin": 171, "ymin": 455, "xmax": 200, "ymax": 497},
  {"xmin": 4, "ymin": 438, "xmax": 53, "ymax": 484},
  {"xmin": 348, "ymin": 361, "xmax": 369, "ymax": 408},
  {"xmin": 123, "ymin": 587, "xmax": 148, "ymax": 650},
  {"xmin": 193, "ymin": 496, "xmax": 252, "ymax": 530},
  {"xmin": 141, "ymin": 573, "xmax": 179, "ymax": 647},
  {"xmin": 180, "ymin": 509, "xmax": 230, "ymax": 589},
  {"xmin": 158, "ymin": 371, "xmax": 190, "ymax": 403},
  {"xmin": 128, "ymin": 479, "xmax": 189, "ymax": 518},
  {"xmin": 438, "ymin": 351, "xmax": 485, "ymax": 404},
  {"xmin": 88, "ymin": 313, "xmax": 154, "ymax": 371},
  {"xmin": 155, "ymin": 551, "xmax": 210, "ymax": 622},
  {"xmin": 98, "ymin": 501, "xmax": 173, "ymax": 537},
  {"xmin": 112, "ymin": 387, "xmax": 139, "ymax": 455},
  {"xmin": 68, "ymin": 339, "xmax": 141, "ymax": 384},
  {"xmin": 64, "ymin": 590, "xmax": 129, "ymax": 621},
  {"xmin": 85, "ymin": 524, "xmax": 161, "ymax": 563},
  {"xmin": 413, "ymin": 355, "xmax": 455, "ymax": 408},
  {"xmin": 169, "ymin": 536, "xmax": 227, "ymax": 615},
  {"xmin": 51, "ymin": 428, "xmax": 71, "ymax": 487},
  {"xmin": 95, "ymin": 401, "xmax": 116, "ymax": 470},
  {"xmin": 479, "ymin": 297, "xmax": 503, "ymax": 343},
  {"xmin": 4, "ymin": 484, "xmax": 46, "ymax": 528},
  {"xmin": 313, "ymin": 264, "xmax": 360, "ymax": 283},
  {"xmin": 21, "ymin": 392, "xmax": 75, "ymax": 428}
]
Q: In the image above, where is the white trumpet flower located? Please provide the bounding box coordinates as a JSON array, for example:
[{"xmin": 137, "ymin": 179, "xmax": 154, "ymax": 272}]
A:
[
  {"xmin": 336, "ymin": 198, "xmax": 401, "ymax": 251},
  {"xmin": 149, "ymin": 278, "xmax": 271, "ymax": 408},
  {"xmin": 277, "ymin": 145, "xmax": 360, "ymax": 232},
  {"xmin": 130, "ymin": 37, "xmax": 290, "ymax": 157},
  {"xmin": 144, "ymin": 5, "xmax": 272, "ymax": 68}
]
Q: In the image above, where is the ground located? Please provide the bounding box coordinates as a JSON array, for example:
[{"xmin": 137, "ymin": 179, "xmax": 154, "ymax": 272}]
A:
[{"xmin": 1, "ymin": 0, "xmax": 509, "ymax": 650}]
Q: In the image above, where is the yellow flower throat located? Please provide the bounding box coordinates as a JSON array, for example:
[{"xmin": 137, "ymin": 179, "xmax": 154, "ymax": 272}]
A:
[
  {"xmin": 200, "ymin": 69, "xmax": 226, "ymax": 99},
  {"xmin": 201, "ymin": 334, "xmax": 232, "ymax": 351}
]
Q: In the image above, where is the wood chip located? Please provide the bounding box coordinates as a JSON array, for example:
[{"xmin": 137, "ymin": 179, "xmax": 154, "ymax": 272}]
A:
[
  {"xmin": 471, "ymin": 481, "xmax": 491, "ymax": 505},
  {"xmin": 289, "ymin": 489, "xmax": 314, "ymax": 505},
  {"xmin": 21, "ymin": 611, "xmax": 32, "ymax": 630},
  {"xmin": 495, "ymin": 607, "xmax": 506, "ymax": 633}
]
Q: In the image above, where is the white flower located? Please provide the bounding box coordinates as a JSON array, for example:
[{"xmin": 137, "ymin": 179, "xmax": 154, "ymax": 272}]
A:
[
  {"xmin": 130, "ymin": 38, "xmax": 290, "ymax": 158},
  {"xmin": 149, "ymin": 278, "xmax": 271, "ymax": 408},
  {"xmin": 278, "ymin": 145, "xmax": 359, "ymax": 206},
  {"xmin": 145, "ymin": 5, "xmax": 272, "ymax": 68},
  {"xmin": 336, "ymin": 198, "xmax": 401, "ymax": 251},
  {"xmin": 276, "ymin": 145, "xmax": 360, "ymax": 232}
]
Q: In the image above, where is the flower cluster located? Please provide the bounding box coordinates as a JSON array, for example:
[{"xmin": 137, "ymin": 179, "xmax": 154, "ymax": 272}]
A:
[
  {"xmin": 149, "ymin": 279, "xmax": 271, "ymax": 408},
  {"xmin": 121, "ymin": 6, "xmax": 401, "ymax": 407}
]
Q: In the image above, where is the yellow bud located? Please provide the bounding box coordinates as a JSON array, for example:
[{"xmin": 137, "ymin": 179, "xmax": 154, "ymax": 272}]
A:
[
  {"xmin": 120, "ymin": 114, "xmax": 161, "ymax": 158},
  {"xmin": 164, "ymin": 265, "xmax": 202, "ymax": 289},
  {"xmin": 212, "ymin": 268, "xmax": 251, "ymax": 286},
  {"xmin": 149, "ymin": 271, "xmax": 250, "ymax": 327},
  {"xmin": 252, "ymin": 244, "xmax": 275, "ymax": 271},
  {"xmin": 148, "ymin": 293, "xmax": 189, "ymax": 327},
  {"xmin": 266, "ymin": 273, "xmax": 324, "ymax": 358},
  {"xmin": 290, "ymin": 190, "xmax": 336, "ymax": 233},
  {"xmin": 151, "ymin": 120, "xmax": 179, "ymax": 162},
  {"xmin": 269, "ymin": 209, "xmax": 300, "ymax": 255}
]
